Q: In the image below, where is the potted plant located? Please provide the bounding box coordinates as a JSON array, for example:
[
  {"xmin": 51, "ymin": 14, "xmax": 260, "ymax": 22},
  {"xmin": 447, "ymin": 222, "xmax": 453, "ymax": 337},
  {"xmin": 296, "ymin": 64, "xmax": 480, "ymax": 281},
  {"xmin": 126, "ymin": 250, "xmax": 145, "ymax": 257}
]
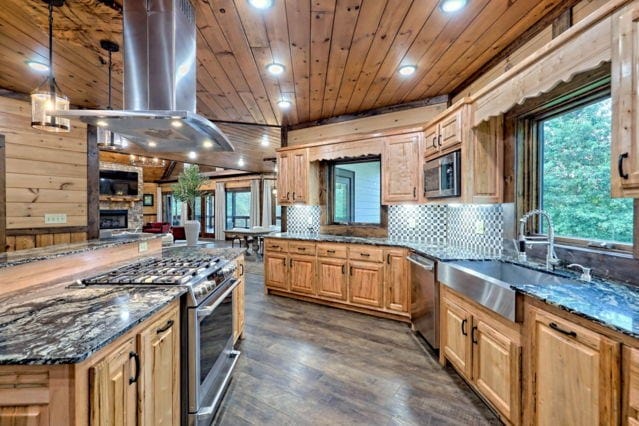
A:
[{"xmin": 172, "ymin": 164, "xmax": 207, "ymax": 246}]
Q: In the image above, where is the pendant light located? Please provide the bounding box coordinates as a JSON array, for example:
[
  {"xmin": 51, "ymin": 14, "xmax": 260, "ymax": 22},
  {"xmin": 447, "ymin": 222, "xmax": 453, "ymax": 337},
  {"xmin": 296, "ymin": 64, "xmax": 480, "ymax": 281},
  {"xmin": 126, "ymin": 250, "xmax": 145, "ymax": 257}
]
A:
[
  {"xmin": 30, "ymin": 0, "xmax": 70, "ymax": 132},
  {"xmin": 96, "ymin": 39, "xmax": 127, "ymax": 150}
]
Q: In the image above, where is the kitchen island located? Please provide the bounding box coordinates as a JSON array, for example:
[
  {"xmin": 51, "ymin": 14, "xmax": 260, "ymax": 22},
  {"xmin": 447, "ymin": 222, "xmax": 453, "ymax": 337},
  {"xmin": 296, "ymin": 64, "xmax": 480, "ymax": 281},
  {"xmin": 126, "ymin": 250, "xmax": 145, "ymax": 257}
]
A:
[{"xmin": 0, "ymin": 239, "xmax": 245, "ymax": 426}]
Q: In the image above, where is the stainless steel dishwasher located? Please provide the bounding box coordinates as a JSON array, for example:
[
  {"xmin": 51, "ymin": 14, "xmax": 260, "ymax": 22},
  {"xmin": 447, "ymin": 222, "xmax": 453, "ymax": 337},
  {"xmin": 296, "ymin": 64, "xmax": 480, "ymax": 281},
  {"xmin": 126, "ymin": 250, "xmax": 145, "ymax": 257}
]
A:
[{"xmin": 408, "ymin": 253, "xmax": 439, "ymax": 349}]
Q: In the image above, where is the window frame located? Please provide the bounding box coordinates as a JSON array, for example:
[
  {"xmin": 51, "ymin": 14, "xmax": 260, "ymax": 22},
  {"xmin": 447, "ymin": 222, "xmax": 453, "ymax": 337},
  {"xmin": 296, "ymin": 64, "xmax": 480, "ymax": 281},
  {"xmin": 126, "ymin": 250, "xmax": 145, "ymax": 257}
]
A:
[
  {"xmin": 225, "ymin": 188, "xmax": 251, "ymax": 229},
  {"xmin": 523, "ymin": 86, "xmax": 633, "ymax": 253},
  {"xmin": 328, "ymin": 157, "xmax": 382, "ymax": 226}
]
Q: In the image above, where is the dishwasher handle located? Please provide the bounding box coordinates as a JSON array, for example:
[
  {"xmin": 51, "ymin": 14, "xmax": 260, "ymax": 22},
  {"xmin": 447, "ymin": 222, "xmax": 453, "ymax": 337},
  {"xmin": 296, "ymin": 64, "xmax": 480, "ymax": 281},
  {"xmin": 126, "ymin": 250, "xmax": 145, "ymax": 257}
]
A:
[{"xmin": 407, "ymin": 255, "xmax": 435, "ymax": 271}]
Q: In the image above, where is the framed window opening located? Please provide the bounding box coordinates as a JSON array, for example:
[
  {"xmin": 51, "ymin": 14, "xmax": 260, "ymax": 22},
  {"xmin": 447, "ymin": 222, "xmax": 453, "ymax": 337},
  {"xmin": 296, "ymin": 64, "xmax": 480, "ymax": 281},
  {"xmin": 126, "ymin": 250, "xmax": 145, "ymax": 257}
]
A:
[
  {"xmin": 225, "ymin": 188, "xmax": 251, "ymax": 229},
  {"xmin": 328, "ymin": 158, "xmax": 382, "ymax": 226},
  {"xmin": 519, "ymin": 82, "xmax": 634, "ymax": 253}
]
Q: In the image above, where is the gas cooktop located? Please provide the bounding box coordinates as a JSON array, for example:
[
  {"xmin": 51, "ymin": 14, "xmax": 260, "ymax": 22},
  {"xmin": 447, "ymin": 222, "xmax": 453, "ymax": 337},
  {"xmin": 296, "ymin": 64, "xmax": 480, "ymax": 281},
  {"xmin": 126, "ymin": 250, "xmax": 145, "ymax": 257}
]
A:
[{"xmin": 80, "ymin": 255, "xmax": 236, "ymax": 306}]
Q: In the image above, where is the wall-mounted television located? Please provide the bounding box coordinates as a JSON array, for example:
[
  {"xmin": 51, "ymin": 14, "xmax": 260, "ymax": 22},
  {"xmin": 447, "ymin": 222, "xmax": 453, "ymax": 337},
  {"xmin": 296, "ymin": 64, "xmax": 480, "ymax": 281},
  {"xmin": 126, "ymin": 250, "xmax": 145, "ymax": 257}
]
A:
[{"xmin": 99, "ymin": 170, "xmax": 139, "ymax": 196}]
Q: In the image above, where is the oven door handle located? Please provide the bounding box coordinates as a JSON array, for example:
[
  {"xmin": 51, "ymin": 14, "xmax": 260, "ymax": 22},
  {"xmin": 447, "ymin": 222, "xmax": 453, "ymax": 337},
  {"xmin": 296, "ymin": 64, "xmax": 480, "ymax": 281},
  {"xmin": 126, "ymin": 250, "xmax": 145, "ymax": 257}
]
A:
[{"xmin": 197, "ymin": 279, "xmax": 240, "ymax": 320}]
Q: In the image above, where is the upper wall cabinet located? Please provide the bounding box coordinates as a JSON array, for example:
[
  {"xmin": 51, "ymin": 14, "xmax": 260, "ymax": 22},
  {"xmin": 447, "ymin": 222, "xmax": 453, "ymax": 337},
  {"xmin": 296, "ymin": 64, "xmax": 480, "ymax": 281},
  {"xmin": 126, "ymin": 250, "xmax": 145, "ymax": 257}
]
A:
[
  {"xmin": 424, "ymin": 104, "xmax": 466, "ymax": 159},
  {"xmin": 277, "ymin": 148, "xmax": 319, "ymax": 205},
  {"xmin": 382, "ymin": 132, "xmax": 421, "ymax": 204},
  {"xmin": 469, "ymin": 115, "xmax": 504, "ymax": 204},
  {"xmin": 612, "ymin": 3, "xmax": 639, "ymax": 198}
]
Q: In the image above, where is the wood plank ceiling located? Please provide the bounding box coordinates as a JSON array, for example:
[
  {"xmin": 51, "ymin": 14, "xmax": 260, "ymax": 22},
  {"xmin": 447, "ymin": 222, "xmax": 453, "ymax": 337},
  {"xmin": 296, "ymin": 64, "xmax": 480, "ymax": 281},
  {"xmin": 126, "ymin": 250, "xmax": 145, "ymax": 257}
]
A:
[{"xmin": 0, "ymin": 0, "xmax": 570, "ymax": 170}]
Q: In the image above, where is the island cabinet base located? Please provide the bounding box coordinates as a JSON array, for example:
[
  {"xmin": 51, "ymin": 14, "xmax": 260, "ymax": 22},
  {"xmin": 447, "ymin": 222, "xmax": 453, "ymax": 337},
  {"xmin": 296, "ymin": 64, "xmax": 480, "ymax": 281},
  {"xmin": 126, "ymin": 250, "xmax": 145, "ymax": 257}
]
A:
[{"xmin": 0, "ymin": 300, "xmax": 180, "ymax": 426}]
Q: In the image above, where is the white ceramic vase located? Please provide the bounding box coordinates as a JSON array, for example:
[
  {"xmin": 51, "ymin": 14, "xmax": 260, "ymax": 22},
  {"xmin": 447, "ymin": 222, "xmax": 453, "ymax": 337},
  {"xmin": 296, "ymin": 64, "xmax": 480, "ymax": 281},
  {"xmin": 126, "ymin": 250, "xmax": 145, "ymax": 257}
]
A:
[{"xmin": 184, "ymin": 220, "xmax": 200, "ymax": 246}]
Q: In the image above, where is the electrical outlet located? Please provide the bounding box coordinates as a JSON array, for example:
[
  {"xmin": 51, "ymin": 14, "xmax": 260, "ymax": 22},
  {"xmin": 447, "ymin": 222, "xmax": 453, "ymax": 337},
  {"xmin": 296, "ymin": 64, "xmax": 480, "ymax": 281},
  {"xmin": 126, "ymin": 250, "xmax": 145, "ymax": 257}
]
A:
[
  {"xmin": 474, "ymin": 220, "xmax": 485, "ymax": 235},
  {"xmin": 44, "ymin": 213, "xmax": 67, "ymax": 224},
  {"xmin": 139, "ymin": 242, "xmax": 148, "ymax": 253},
  {"xmin": 408, "ymin": 218, "xmax": 417, "ymax": 229}
]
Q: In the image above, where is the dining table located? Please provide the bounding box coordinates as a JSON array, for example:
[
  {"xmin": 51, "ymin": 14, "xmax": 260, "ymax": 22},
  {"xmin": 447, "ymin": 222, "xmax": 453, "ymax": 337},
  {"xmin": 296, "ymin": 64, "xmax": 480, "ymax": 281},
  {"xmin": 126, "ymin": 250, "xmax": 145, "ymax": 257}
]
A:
[{"xmin": 225, "ymin": 227, "xmax": 275, "ymax": 255}]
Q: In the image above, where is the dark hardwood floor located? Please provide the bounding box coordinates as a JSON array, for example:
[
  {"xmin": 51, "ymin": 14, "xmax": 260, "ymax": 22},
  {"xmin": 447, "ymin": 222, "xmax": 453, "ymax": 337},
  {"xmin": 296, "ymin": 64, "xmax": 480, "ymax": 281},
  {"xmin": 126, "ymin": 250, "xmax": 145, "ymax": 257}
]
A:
[{"xmin": 215, "ymin": 255, "xmax": 501, "ymax": 425}]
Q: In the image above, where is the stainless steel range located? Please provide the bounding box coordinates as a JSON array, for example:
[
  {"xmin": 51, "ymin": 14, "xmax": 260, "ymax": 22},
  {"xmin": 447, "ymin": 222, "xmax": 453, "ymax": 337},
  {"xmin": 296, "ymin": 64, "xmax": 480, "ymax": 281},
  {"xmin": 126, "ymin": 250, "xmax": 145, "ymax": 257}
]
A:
[{"xmin": 81, "ymin": 255, "xmax": 240, "ymax": 425}]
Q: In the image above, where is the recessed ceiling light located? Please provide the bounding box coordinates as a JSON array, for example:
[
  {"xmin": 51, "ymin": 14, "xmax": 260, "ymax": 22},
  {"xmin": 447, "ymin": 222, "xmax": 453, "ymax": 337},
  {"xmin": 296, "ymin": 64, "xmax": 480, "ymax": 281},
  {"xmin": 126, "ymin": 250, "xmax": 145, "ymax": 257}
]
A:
[
  {"xmin": 171, "ymin": 120, "xmax": 183, "ymax": 128},
  {"xmin": 398, "ymin": 65, "xmax": 416, "ymax": 76},
  {"xmin": 26, "ymin": 61, "xmax": 49, "ymax": 72},
  {"xmin": 148, "ymin": 141, "xmax": 157, "ymax": 148},
  {"xmin": 203, "ymin": 140, "xmax": 213, "ymax": 149},
  {"xmin": 238, "ymin": 158, "xmax": 245, "ymax": 167},
  {"xmin": 261, "ymin": 134, "xmax": 269, "ymax": 146},
  {"xmin": 248, "ymin": 0, "xmax": 273, "ymax": 9},
  {"xmin": 278, "ymin": 99, "xmax": 292, "ymax": 109},
  {"xmin": 188, "ymin": 151, "xmax": 197, "ymax": 160},
  {"xmin": 96, "ymin": 120, "xmax": 108, "ymax": 127},
  {"xmin": 440, "ymin": 0, "xmax": 467, "ymax": 13},
  {"xmin": 266, "ymin": 63, "xmax": 285, "ymax": 76}
]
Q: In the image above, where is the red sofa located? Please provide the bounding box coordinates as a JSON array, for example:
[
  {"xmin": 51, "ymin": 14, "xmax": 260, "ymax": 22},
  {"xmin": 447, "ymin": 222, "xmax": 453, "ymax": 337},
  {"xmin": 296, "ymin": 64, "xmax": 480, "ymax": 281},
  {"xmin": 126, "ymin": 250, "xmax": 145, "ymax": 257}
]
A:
[
  {"xmin": 142, "ymin": 222, "xmax": 171, "ymax": 234},
  {"xmin": 171, "ymin": 226, "xmax": 186, "ymax": 241}
]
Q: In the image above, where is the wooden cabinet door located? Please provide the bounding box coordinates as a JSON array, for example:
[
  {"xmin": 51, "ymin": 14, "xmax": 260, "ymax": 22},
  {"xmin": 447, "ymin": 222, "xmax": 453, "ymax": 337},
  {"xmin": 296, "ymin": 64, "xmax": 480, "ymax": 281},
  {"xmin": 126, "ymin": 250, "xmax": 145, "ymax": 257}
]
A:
[
  {"xmin": 612, "ymin": 5, "xmax": 639, "ymax": 197},
  {"xmin": 317, "ymin": 257, "xmax": 347, "ymax": 301},
  {"xmin": 233, "ymin": 277, "xmax": 245, "ymax": 343},
  {"xmin": 528, "ymin": 308, "xmax": 619, "ymax": 426},
  {"xmin": 439, "ymin": 108, "xmax": 463, "ymax": 151},
  {"xmin": 138, "ymin": 305, "xmax": 180, "ymax": 426},
  {"xmin": 348, "ymin": 261, "xmax": 384, "ymax": 308},
  {"xmin": 0, "ymin": 406, "xmax": 49, "ymax": 426},
  {"xmin": 471, "ymin": 116, "xmax": 503, "ymax": 204},
  {"xmin": 424, "ymin": 124, "xmax": 440, "ymax": 158},
  {"xmin": 441, "ymin": 298, "xmax": 472, "ymax": 378},
  {"xmin": 624, "ymin": 346, "xmax": 639, "ymax": 425},
  {"xmin": 265, "ymin": 253, "xmax": 288, "ymax": 291},
  {"xmin": 289, "ymin": 254, "xmax": 316, "ymax": 295},
  {"xmin": 384, "ymin": 249, "xmax": 408, "ymax": 313},
  {"xmin": 90, "ymin": 337, "xmax": 137, "ymax": 426},
  {"xmin": 472, "ymin": 319, "xmax": 520, "ymax": 423},
  {"xmin": 291, "ymin": 149, "xmax": 308, "ymax": 203},
  {"xmin": 382, "ymin": 133, "xmax": 420, "ymax": 203},
  {"xmin": 276, "ymin": 152, "xmax": 291, "ymax": 204}
]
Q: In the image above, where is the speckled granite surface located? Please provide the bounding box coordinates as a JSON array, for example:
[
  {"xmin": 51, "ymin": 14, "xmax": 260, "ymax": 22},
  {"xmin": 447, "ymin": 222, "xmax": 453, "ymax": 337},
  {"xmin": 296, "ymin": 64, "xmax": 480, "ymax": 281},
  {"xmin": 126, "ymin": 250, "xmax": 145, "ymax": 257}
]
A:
[
  {"xmin": 0, "ymin": 233, "xmax": 162, "ymax": 269},
  {"xmin": 265, "ymin": 233, "xmax": 497, "ymax": 261},
  {"xmin": 0, "ymin": 244, "xmax": 244, "ymax": 365},
  {"xmin": 0, "ymin": 284, "xmax": 186, "ymax": 365},
  {"xmin": 512, "ymin": 279, "xmax": 639, "ymax": 339}
]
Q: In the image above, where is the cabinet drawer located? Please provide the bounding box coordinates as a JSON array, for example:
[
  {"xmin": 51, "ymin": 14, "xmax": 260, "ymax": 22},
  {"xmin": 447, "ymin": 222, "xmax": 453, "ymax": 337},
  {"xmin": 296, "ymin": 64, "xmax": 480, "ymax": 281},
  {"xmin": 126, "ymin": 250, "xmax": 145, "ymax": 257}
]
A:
[
  {"xmin": 289, "ymin": 241, "xmax": 316, "ymax": 255},
  {"xmin": 265, "ymin": 240, "xmax": 288, "ymax": 252},
  {"xmin": 349, "ymin": 245, "xmax": 384, "ymax": 263},
  {"xmin": 317, "ymin": 243, "xmax": 347, "ymax": 258}
]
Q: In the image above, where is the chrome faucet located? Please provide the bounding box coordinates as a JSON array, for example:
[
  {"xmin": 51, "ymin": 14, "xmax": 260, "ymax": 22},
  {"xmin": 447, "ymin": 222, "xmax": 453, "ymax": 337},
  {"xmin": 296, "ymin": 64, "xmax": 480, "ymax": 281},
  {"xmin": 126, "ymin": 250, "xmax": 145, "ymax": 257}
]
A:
[
  {"xmin": 518, "ymin": 209, "xmax": 560, "ymax": 271},
  {"xmin": 567, "ymin": 263, "xmax": 592, "ymax": 282}
]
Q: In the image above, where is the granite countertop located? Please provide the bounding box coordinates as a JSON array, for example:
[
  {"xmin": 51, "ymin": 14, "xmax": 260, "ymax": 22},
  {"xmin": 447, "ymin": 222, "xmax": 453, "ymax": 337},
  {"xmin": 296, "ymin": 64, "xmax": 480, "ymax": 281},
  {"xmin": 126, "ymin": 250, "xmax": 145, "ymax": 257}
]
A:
[
  {"xmin": 0, "ymin": 233, "xmax": 162, "ymax": 269},
  {"xmin": 0, "ymin": 245, "xmax": 245, "ymax": 365},
  {"xmin": 511, "ymin": 278, "xmax": 639, "ymax": 339},
  {"xmin": 0, "ymin": 283, "xmax": 186, "ymax": 365},
  {"xmin": 265, "ymin": 232, "xmax": 497, "ymax": 261}
]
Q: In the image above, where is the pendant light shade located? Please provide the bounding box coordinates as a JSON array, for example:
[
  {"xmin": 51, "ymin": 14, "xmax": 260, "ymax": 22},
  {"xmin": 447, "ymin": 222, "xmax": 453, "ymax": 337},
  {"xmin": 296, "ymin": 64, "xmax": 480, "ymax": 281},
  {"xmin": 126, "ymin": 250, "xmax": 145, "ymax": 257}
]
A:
[
  {"xmin": 96, "ymin": 40, "xmax": 127, "ymax": 150},
  {"xmin": 31, "ymin": 0, "xmax": 70, "ymax": 132}
]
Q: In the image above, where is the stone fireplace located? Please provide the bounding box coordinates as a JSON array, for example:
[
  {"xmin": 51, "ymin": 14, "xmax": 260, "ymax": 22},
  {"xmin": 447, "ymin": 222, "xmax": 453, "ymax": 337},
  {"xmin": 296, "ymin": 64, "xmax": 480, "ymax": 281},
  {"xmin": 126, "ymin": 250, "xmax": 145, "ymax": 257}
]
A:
[{"xmin": 99, "ymin": 162, "xmax": 144, "ymax": 231}]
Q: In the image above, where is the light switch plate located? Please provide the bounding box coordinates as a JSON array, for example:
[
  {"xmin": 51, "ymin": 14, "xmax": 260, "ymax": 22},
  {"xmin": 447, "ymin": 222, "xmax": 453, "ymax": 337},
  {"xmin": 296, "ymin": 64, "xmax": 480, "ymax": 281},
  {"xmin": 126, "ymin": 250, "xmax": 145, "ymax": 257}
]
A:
[
  {"xmin": 44, "ymin": 213, "xmax": 67, "ymax": 224},
  {"xmin": 139, "ymin": 242, "xmax": 148, "ymax": 253},
  {"xmin": 474, "ymin": 220, "xmax": 485, "ymax": 235}
]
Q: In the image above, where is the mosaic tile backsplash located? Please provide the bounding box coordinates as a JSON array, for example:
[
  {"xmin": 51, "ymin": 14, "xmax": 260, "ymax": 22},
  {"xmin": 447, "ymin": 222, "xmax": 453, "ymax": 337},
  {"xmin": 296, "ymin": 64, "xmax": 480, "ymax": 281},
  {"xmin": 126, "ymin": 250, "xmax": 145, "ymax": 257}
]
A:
[{"xmin": 287, "ymin": 204, "xmax": 504, "ymax": 257}]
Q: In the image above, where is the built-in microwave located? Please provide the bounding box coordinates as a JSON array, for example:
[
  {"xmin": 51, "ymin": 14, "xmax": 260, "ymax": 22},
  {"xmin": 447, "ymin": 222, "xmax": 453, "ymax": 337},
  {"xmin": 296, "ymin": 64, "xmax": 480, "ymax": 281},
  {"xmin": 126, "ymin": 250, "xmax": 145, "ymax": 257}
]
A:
[{"xmin": 424, "ymin": 150, "xmax": 461, "ymax": 198}]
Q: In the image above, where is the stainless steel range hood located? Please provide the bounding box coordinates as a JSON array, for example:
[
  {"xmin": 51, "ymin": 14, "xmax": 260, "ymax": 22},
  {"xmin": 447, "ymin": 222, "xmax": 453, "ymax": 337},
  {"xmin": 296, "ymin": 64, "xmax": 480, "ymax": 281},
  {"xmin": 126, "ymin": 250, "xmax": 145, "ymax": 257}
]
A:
[{"xmin": 52, "ymin": 0, "xmax": 233, "ymax": 153}]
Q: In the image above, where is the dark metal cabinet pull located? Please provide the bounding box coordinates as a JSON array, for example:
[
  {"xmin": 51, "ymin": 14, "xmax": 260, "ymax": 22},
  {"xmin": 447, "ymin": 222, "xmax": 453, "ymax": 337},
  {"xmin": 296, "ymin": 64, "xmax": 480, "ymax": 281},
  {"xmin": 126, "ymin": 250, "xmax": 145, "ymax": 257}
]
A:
[
  {"xmin": 341, "ymin": 264, "xmax": 345, "ymax": 274},
  {"xmin": 239, "ymin": 263, "xmax": 244, "ymax": 276},
  {"xmin": 387, "ymin": 254, "xmax": 391, "ymax": 264},
  {"xmin": 471, "ymin": 326, "xmax": 478, "ymax": 344},
  {"xmin": 437, "ymin": 135, "xmax": 442, "ymax": 147},
  {"xmin": 413, "ymin": 187, "xmax": 417, "ymax": 198},
  {"xmin": 292, "ymin": 191, "xmax": 296, "ymax": 200},
  {"xmin": 129, "ymin": 351, "xmax": 141, "ymax": 384},
  {"xmin": 619, "ymin": 152, "xmax": 629, "ymax": 180},
  {"xmin": 156, "ymin": 319, "xmax": 174, "ymax": 334},
  {"xmin": 360, "ymin": 253, "xmax": 370, "ymax": 257},
  {"xmin": 327, "ymin": 249, "xmax": 336, "ymax": 254},
  {"xmin": 349, "ymin": 266, "xmax": 353, "ymax": 276},
  {"xmin": 432, "ymin": 137, "xmax": 437, "ymax": 148},
  {"xmin": 286, "ymin": 191, "xmax": 290, "ymax": 200},
  {"xmin": 289, "ymin": 258, "xmax": 293, "ymax": 267},
  {"xmin": 549, "ymin": 322, "xmax": 577, "ymax": 338},
  {"xmin": 282, "ymin": 258, "xmax": 286, "ymax": 265},
  {"xmin": 271, "ymin": 245, "xmax": 280, "ymax": 249},
  {"xmin": 298, "ymin": 247, "xmax": 306, "ymax": 251},
  {"xmin": 461, "ymin": 319, "xmax": 467, "ymax": 336}
]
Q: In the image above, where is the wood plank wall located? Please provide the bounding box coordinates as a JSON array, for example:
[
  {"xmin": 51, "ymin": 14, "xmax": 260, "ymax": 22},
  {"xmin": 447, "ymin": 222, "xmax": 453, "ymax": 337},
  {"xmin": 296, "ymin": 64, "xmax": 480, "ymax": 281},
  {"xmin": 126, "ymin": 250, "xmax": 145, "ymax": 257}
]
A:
[{"xmin": 1, "ymin": 96, "xmax": 88, "ymax": 252}]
